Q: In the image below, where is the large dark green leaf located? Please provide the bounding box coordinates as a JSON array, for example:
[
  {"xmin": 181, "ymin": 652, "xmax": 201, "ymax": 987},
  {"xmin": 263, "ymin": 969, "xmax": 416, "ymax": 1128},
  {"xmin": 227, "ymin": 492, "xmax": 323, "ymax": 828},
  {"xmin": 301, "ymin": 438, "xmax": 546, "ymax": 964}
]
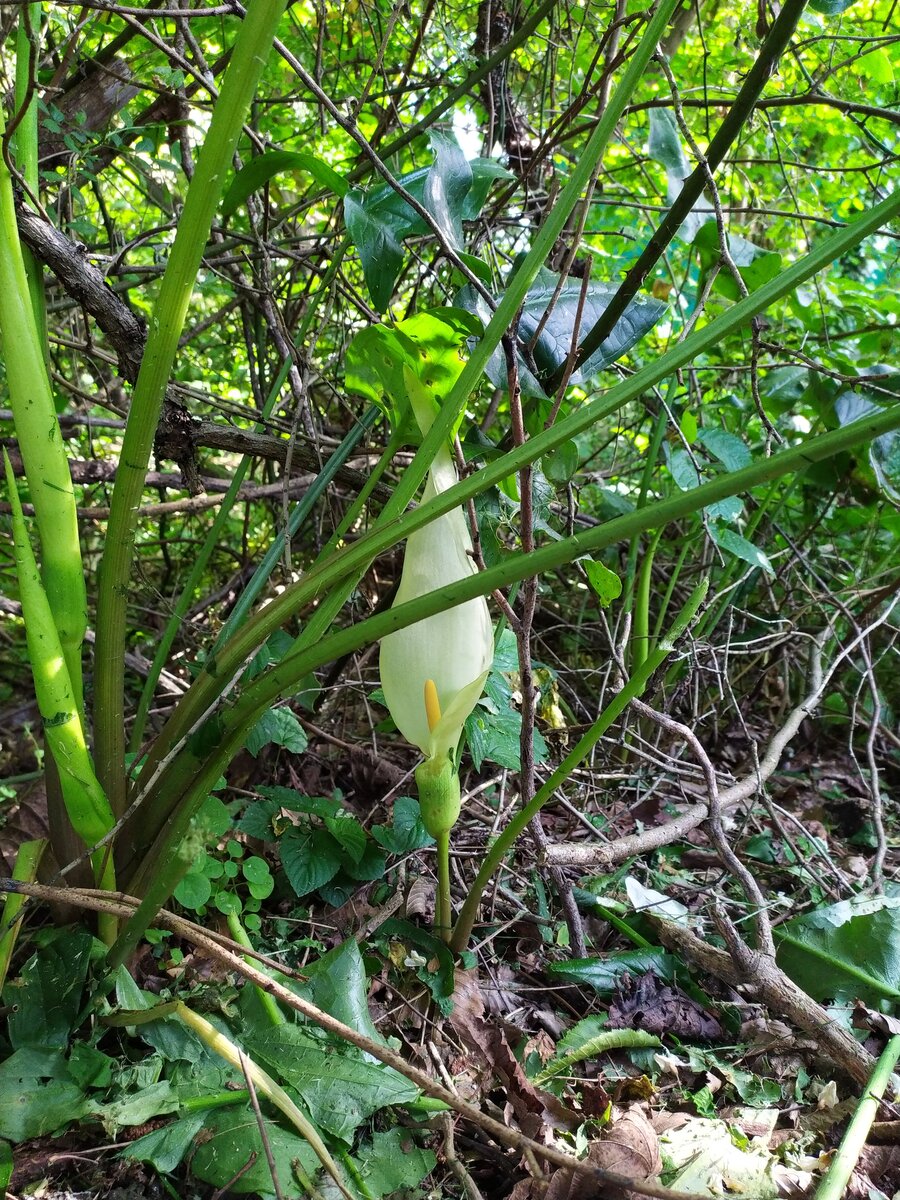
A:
[
  {"xmin": 221, "ymin": 149, "xmax": 348, "ymax": 218},
  {"xmin": 775, "ymin": 894, "xmax": 900, "ymax": 1005},
  {"xmin": 189, "ymin": 1106, "xmax": 320, "ymax": 1195},
  {"xmin": 836, "ymin": 382, "xmax": 900, "ymax": 502},
  {"xmin": 247, "ymin": 1024, "xmax": 418, "ymax": 1140},
  {"xmin": 0, "ymin": 1049, "xmax": 88, "ymax": 1142},
  {"xmin": 343, "ymin": 191, "xmax": 405, "ymax": 313},
  {"xmin": 458, "ymin": 271, "xmax": 665, "ymax": 396},
  {"xmin": 344, "ymin": 142, "xmax": 510, "ymax": 310},
  {"xmin": 423, "ymin": 133, "xmax": 472, "ymax": 250},
  {"xmin": 362, "ymin": 154, "xmax": 512, "ymax": 236},
  {"xmin": 5, "ymin": 927, "xmax": 95, "ymax": 1050},
  {"xmin": 546, "ymin": 949, "xmax": 677, "ymax": 994}
]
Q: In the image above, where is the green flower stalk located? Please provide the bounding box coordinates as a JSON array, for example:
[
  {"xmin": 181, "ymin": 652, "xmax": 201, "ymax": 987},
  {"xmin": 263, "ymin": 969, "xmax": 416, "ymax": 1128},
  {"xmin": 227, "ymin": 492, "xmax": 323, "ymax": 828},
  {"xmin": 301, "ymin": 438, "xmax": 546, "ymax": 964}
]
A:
[{"xmin": 379, "ymin": 372, "xmax": 493, "ymax": 934}]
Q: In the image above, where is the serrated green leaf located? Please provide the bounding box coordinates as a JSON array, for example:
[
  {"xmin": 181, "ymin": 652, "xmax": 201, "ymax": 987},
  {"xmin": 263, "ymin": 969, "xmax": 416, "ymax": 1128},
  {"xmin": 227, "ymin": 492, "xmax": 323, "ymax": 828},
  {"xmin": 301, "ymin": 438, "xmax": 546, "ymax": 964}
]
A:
[
  {"xmin": 280, "ymin": 826, "xmax": 342, "ymax": 896},
  {"xmin": 245, "ymin": 707, "xmax": 308, "ymax": 757},
  {"xmin": 372, "ymin": 796, "xmax": 434, "ymax": 854}
]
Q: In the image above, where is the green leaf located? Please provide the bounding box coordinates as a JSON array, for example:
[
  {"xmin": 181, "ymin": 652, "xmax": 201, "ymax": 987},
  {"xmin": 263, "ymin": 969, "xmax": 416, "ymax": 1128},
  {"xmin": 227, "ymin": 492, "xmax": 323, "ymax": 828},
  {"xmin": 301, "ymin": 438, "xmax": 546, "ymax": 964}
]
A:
[
  {"xmin": 372, "ymin": 796, "xmax": 434, "ymax": 854},
  {"xmin": 546, "ymin": 949, "xmax": 678, "ymax": 995},
  {"xmin": 680, "ymin": 410, "xmax": 698, "ymax": 444},
  {"xmin": 583, "ymin": 558, "xmax": 622, "ymax": 607},
  {"xmin": 836, "ymin": 389, "xmax": 900, "ymax": 502},
  {"xmin": 5, "ymin": 927, "xmax": 95, "ymax": 1050},
  {"xmin": 542, "ymin": 440, "xmax": 580, "ymax": 484},
  {"xmin": 280, "ymin": 826, "xmax": 342, "ymax": 896},
  {"xmin": 775, "ymin": 895, "xmax": 900, "ymax": 1005},
  {"xmin": 68, "ymin": 1044, "xmax": 115, "ymax": 1090},
  {"xmin": 121, "ymin": 1112, "xmax": 206, "ymax": 1173},
  {"xmin": 344, "ymin": 190, "xmax": 406, "ymax": 312},
  {"xmin": 534, "ymin": 1028, "xmax": 661, "ymax": 1084},
  {"xmin": 242, "ymin": 855, "xmax": 273, "ymax": 887},
  {"xmin": 360, "ymin": 155, "xmax": 511, "ymax": 236},
  {"xmin": 423, "ymin": 132, "xmax": 472, "ymax": 250},
  {"xmin": 221, "ymin": 149, "xmax": 348, "ymax": 219},
  {"xmin": 345, "ymin": 307, "xmax": 480, "ymax": 443},
  {"xmin": 175, "ymin": 870, "xmax": 212, "ymax": 910},
  {"xmin": 0, "ymin": 1049, "xmax": 88, "ymax": 1142},
  {"xmin": 696, "ymin": 427, "xmax": 751, "ymax": 471},
  {"xmin": 458, "ymin": 271, "xmax": 665, "ymax": 396},
  {"xmin": 245, "ymin": 706, "xmax": 308, "ymax": 757},
  {"xmin": 324, "ymin": 813, "xmax": 367, "ymax": 864},
  {"xmin": 465, "ymin": 703, "xmax": 547, "ymax": 771},
  {"xmin": 189, "ymin": 1106, "xmax": 320, "ymax": 1194},
  {"xmin": 710, "ymin": 526, "xmax": 774, "ymax": 575},
  {"xmin": 380, "ymin": 918, "xmax": 457, "ymax": 1014},
  {"xmin": 300, "ymin": 938, "xmax": 387, "ymax": 1046},
  {"xmin": 247, "ymin": 1025, "xmax": 418, "ymax": 1141},
  {"xmin": 195, "ymin": 792, "xmax": 233, "ymax": 837},
  {"xmin": 350, "ymin": 1129, "xmax": 436, "ymax": 1198},
  {"xmin": 703, "ymin": 494, "xmax": 743, "ymax": 523},
  {"xmin": 95, "ymin": 1082, "xmax": 180, "ymax": 1136},
  {"xmin": 666, "ymin": 446, "xmax": 702, "ymax": 490}
]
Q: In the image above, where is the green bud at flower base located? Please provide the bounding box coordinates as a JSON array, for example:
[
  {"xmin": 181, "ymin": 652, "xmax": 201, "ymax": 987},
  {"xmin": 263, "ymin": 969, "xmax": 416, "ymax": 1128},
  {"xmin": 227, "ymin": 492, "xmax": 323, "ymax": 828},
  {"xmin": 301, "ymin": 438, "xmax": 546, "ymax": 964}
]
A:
[{"xmin": 379, "ymin": 378, "xmax": 493, "ymax": 839}]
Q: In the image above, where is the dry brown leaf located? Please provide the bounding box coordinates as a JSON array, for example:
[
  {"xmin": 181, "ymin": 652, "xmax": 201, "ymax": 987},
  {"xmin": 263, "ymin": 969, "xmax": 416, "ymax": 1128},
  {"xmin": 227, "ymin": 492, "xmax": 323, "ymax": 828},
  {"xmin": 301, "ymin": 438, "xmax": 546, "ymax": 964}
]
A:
[
  {"xmin": 449, "ymin": 968, "xmax": 578, "ymax": 1135},
  {"xmin": 511, "ymin": 1105, "xmax": 663, "ymax": 1200}
]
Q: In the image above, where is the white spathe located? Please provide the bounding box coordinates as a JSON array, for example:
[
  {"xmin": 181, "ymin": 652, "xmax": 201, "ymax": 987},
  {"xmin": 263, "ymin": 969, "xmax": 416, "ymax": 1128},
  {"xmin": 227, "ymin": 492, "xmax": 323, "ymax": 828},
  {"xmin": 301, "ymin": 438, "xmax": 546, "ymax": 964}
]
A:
[{"xmin": 379, "ymin": 444, "xmax": 493, "ymax": 761}]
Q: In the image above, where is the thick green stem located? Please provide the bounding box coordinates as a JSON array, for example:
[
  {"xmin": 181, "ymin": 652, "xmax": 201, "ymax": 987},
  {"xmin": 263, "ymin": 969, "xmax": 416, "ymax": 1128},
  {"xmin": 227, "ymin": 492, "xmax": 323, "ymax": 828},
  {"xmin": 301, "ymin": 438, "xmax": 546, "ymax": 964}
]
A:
[
  {"xmin": 13, "ymin": 3, "xmax": 47, "ymax": 353},
  {"xmin": 226, "ymin": 911, "xmax": 284, "ymax": 1026},
  {"xmin": 632, "ymin": 528, "xmax": 662, "ymax": 670},
  {"xmin": 815, "ymin": 1036, "xmax": 900, "ymax": 1200},
  {"xmin": 0, "ymin": 102, "xmax": 85, "ymax": 699},
  {"xmin": 449, "ymin": 580, "xmax": 709, "ymax": 953},
  {"xmin": 435, "ymin": 831, "xmax": 452, "ymax": 941},
  {"xmin": 0, "ymin": 838, "xmax": 46, "ymax": 991},
  {"xmin": 93, "ymin": 0, "xmax": 287, "ymax": 816}
]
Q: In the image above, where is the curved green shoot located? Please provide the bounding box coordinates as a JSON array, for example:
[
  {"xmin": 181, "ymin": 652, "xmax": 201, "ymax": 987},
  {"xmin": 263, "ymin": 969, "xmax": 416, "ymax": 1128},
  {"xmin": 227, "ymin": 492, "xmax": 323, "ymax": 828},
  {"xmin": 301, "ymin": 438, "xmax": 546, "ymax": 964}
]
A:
[
  {"xmin": 3, "ymin": 453, "xmax": 115, "ymax": 907},
  {"xmin": 124, "ymin": 396, "xmax": 900, "ymax": 897}
]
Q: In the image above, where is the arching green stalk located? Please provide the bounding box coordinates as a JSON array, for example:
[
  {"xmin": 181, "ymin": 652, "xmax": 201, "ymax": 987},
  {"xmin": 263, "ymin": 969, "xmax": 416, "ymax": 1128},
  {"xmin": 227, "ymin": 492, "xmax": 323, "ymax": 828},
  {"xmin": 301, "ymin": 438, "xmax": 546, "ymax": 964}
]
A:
[
  {"xmin": 93, "ymin": 0, "xmax": 288, "ymax": 816},
  {"xmin": 125, "ymin": 182, "xmax": 900, "ymax": 852},
  {"xmin": 123, "ymin": 397, "xmax": 900, "ymax": 898}
]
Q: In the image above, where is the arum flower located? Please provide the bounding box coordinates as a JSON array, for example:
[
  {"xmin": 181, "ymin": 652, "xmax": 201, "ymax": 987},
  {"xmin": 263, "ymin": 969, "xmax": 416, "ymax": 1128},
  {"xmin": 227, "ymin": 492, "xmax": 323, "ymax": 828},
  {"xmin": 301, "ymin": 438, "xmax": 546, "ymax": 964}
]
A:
[{"xmin": 379, "ymin": 378, "xmax": 493, "ymax": 839}]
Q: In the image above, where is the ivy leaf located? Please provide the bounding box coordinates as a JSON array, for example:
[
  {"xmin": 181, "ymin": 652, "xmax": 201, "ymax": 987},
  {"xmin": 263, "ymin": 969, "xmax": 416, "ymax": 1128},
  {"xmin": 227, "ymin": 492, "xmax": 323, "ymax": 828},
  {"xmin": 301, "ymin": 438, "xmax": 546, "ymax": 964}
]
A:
[
  {"xmin": 221, "ymin": 149, "xmax": 347, "ymax": 218},
  {"xmin": 344, "ymin": 191, "xmax": 406, "ymax": 312}
]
